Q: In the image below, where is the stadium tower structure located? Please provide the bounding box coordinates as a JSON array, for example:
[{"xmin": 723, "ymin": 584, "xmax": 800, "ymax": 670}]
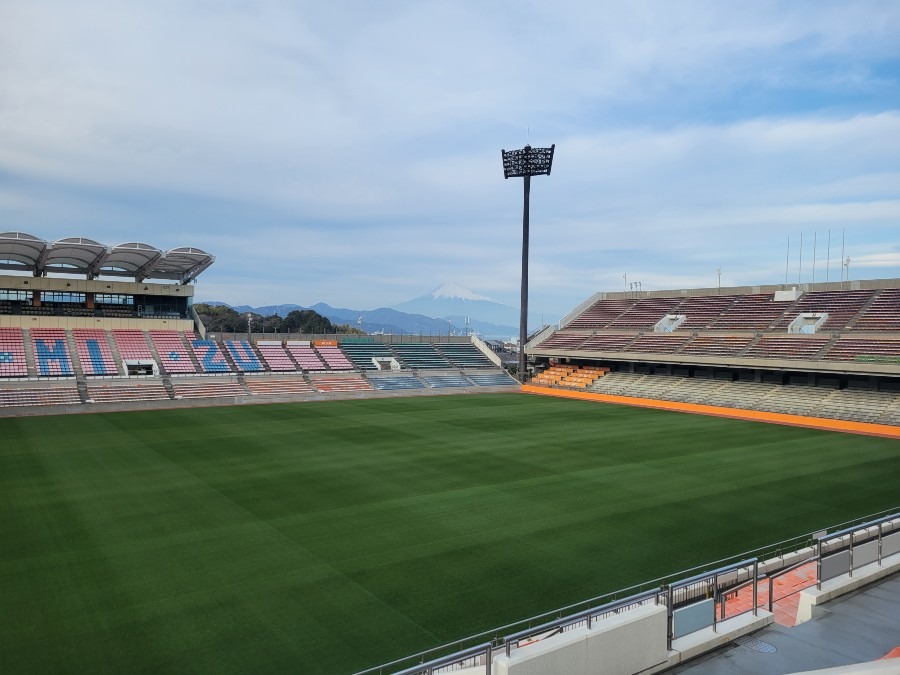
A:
[{"xmin": 502, "ymin": 143, "xmax": 555, "ymax": 382}]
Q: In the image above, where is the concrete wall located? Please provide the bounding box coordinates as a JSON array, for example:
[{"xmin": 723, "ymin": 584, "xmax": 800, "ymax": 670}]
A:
[
  {"xmin": 587, "ymin": 277, "xmax": 900, "ymax": 301},
  {"xmin": 493, "ymin": 604, "xmax": 668, "ymax": 675},
  {"xmin": 0, "ymin": 315, "xmax": 193, "ymax": 331}
]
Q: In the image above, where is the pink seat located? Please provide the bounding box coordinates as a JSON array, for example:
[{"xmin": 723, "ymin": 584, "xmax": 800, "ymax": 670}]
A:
[{"xmin": 0, "ymin": 327, "xmax": 28, "ymax": 378}]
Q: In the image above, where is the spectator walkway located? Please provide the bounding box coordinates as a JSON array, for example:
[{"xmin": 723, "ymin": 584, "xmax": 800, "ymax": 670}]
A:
[
  {"xmin": 718, "ymin": 561, "xmax": 818, "ymax": 627},
  {"xmin": 671, "ymin": 573, "xmax": 900, "ymax": 674}
]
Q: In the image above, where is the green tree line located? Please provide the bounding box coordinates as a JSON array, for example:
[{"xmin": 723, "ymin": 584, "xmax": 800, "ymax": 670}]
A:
[{"xmin": 193, "ymin": 303, "xmax": 363, "ymax": 335}]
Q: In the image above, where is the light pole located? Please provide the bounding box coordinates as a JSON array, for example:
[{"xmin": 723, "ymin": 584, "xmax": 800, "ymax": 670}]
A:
[
  {"xmin": 246, "ymin": 313, "xmax": 252, "ymax": 342},
  {"xmin": 502, "ymin": 143, "xmax": 555, "ymax": 382},
  {"xmin": 716, "ymin": 267, "xmax": 722, "ymax": 294}
]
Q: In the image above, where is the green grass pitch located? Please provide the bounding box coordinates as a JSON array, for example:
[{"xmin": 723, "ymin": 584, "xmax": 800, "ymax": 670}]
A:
[{"xmin": 2, "ymin": 393, "xmax": 898, "ymax": 674}]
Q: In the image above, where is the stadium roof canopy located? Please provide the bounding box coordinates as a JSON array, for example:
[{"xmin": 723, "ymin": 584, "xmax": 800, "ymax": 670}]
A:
[{"xmin": 0, "ymin": 232, "xmax": 214, "ymax": 283}]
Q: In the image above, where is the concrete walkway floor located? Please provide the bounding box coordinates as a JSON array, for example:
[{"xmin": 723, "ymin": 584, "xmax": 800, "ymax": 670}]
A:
[{"xmin": 670, "ymin": 572, "xmax": 900, "ymax": 674}]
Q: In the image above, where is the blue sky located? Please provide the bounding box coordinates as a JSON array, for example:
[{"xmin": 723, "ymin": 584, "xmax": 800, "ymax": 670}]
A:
[{"xmin": 1, "ymin": 1, "xmax": 899, "ymax": 321}]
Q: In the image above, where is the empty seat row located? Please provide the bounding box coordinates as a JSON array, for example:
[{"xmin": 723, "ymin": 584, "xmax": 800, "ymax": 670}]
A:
[
  {"xmin": 245, "ymin": 378, "xmax": 316, "ymax": 395},
  {"xmin": 563, "ymin": 287, "xmax": 895, "ymax": 334},
  {"xmin": 87, "ymin": 383, "xmax": 169, "ymax": 402},
  {"xmin": 536, "ymin": 329, "xmax": 900, "ymax": 364},
  {"xmin": 390, "ymin": 343, "xmax": 452, "ymax": 369},
  {"xmin": 466, "ymin": 373, "xmax": 517, "ymax": 386},
  {"xmin": 0, "ymin": 386, "xmax": 80, "ymax": 407},
  {"xmin": 852, "ymin": 288, "xmax": 900, "ymax": 331},
  {"xmin": 435, "ymin": 343, "xmax": 496, "ymax": 368},
  {"xmin": 309, "ymin": 376, "xmax": 373, "ymax": 392},
  {"xmin": 172, "ymin": 381, "xmax": 247, "ymax": 398},
  {"xmin": 370, "ymin": 376, "xmax": 426, "ymax": 391}
]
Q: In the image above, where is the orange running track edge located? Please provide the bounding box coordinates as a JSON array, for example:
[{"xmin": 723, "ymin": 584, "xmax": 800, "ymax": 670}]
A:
[{"xmin": 521, "ymin": 385, "xmax": 900, "ymax": 440}]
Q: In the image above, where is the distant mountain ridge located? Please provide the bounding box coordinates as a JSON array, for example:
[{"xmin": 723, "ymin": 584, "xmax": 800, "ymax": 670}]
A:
[
  {"xmin": 392, "ymin": 282, "xmax": 542, "ymax": 332},
  {"xmin": 199, "ymin": 300, "xmax": 516, "ymax": 338},
  {"xmin": 199, "ymin": 282, "xmax": 531, "ymax": 339},
  {"xmin": 392, "ymin": 282, "xmax": 518, "ymax": 327}
]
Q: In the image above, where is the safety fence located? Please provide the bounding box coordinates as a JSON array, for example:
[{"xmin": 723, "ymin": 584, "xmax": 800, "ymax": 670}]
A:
[
  {"xmin": 817, "ymin": 511, "xmax": 900, "ymax": 589},
  {"xmin": 354, "ymin": 508, "xmax": 900, "ymax": 675}
]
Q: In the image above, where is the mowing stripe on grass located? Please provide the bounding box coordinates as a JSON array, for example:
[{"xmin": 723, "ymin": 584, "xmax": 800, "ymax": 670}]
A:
[{"xmin": 2, "ymin": 393, "xmax": 898, "ymax": 674}]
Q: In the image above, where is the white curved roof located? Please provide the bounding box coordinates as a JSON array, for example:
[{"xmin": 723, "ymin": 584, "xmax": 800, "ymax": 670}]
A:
[{"xmin": 0, "ymin": 232, "xmax": 214, "ymax": 283}]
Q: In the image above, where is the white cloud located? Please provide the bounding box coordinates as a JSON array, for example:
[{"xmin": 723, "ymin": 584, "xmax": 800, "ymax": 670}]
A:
[
  {"xmin": 845, "ymin": 252, "xmax": 900, "ymax": 268},
  {"xmin": 0, "ymin": 1, "xmax": 898, "ymax": 312}
]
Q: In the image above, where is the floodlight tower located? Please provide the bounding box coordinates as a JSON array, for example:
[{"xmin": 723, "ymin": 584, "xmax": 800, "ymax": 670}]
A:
[{"xmin": 502, "ymin": 144, "xmax": 555, "ymax": 381}]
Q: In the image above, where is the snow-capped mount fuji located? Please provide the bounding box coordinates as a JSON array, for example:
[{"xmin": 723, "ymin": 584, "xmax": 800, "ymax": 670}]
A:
[
  {"xmin": 392, "ymin": 282, "xmax": 521, "ymax": 330},
  {"xmin": 429, "ymin": 282, "xmax": 498, "ymax": 303}
]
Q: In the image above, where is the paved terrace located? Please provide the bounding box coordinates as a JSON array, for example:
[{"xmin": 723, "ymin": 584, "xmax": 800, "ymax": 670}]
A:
[{"xmin": 671, "ymin": 573, "xmax": 900, "ymax": 674}]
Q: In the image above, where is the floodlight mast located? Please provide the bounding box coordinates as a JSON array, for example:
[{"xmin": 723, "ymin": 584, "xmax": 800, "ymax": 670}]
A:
[{"xmin": 501, "ymin": 144, "xmax": 555, "ymax": 382}]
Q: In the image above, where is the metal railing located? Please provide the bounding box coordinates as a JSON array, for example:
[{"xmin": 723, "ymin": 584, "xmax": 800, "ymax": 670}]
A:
[
  {"xmin": 392, "ymin": 643, "xmax": 492, "ymax": 675},
  {"xmin": 816, "ymin": 512, "xmax": 900, "ymax": 589},
  {"xmin": 665, "ymin": 558, "xmax": 758, "ymax": 649},
  {"xmin": 355, "ymin": 508, "xmax": 899, "ymax": 675},
  {"xmin": 766, "ymin": 555, "xmax": 817, "ymax": 612},
  {"xmin": 502, "ymin": 588, "xmax": 660, "ymax": 657}
]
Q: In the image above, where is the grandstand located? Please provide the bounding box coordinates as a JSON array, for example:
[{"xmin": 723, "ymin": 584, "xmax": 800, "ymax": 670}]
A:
[
  {"xmin": 3, "ymin": 231, "xmax": 899, "ymax": 675},
  {"xmin": 0, "ymin": 231, "xmax": 516, "ymax": 415},
  {"xmin": 528, "ymin": 278, "xmax": 900, "ymax": 426}
]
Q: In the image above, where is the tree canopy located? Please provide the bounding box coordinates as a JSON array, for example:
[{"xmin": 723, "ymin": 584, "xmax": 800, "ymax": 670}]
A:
[{"xmin": 193, "ymin": 303, "xmax": 362, "ymax": 335}]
